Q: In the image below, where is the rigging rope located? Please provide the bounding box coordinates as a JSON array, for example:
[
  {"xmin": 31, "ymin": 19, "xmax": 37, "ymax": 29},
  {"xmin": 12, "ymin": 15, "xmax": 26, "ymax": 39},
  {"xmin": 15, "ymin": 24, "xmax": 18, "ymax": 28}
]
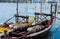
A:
[{"xmin": 4, "ymin": 16, "xmax": 15, "ymax": 24}]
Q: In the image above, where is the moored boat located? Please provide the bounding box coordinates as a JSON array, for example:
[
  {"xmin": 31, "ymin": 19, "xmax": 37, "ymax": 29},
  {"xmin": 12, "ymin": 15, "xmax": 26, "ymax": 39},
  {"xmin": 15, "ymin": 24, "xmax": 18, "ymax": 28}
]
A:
[{"xmin": 0, "ymin": 0, "xmax": 58, "ymax": 39}]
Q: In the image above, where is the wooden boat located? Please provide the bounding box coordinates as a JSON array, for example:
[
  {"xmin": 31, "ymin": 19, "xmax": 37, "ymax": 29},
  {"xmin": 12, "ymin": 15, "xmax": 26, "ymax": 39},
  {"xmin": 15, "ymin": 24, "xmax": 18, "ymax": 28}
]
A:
[
  {"xmin": 1, "ymin": 1, "xmax": 57, "ymax": 39},
  {"xmin": 8, "ymin": 14, "xmax": 54, "ymax": 38},
  {"xmin": 1, "ymin": 13, "xmax": 55, "ymax": 39}
]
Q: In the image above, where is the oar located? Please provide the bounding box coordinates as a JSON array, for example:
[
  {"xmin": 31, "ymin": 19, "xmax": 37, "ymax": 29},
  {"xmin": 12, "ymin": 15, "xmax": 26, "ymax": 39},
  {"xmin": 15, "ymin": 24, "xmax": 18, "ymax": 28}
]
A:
[{"xmin": 4, "ymin": 16, "xmax": 15, "ymax": 24}]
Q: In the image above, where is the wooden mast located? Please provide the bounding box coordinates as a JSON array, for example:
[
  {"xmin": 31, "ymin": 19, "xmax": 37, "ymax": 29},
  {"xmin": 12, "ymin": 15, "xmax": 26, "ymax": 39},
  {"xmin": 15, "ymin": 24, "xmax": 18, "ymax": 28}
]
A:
[
  {"xmin": 16, "ymin": 0, "xmax": 19, "ymax": 23},
  {"xmin": 40, "ymin": 0, "xmax": 42, "ymax": 15}
]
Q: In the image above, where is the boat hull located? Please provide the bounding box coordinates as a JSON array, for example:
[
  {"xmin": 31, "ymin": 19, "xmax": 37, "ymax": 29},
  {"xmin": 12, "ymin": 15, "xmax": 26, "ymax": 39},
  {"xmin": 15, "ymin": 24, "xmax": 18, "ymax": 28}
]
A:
[
  {"xmin": 19, "ymin": 25, "xmax": 52, "ymax": 39},
  {"xmin": 26, "ymin": 25, "xmax": 51, "ymax": 37},
  {"xmin": 27, "ymin": 31, "xmax": 51, "ymax": 39},
  {"xmin": 1, "ymin": 25, "xmax": 52, "ymax": 39}
]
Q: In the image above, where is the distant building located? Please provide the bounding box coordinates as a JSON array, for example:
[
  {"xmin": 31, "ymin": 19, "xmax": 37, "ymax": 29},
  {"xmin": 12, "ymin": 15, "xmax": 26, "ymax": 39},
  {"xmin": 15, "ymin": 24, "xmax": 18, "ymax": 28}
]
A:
[
  {"xmin": 0, "ymin": 0, "xmax": 39, "ymax": 3},
  {"xmin": 0, "ymin": 0, "xmax": 59, "ymax": 3},
  {"xmin": 0, "ymin": 0, "xmax": 29, "ymax": 3}
]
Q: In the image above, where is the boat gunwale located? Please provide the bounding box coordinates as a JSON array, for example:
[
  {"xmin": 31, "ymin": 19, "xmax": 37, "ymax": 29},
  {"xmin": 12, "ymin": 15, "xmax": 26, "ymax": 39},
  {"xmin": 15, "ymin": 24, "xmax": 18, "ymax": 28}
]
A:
[{"xmin": 26, "ymin": 25, "xmax": 51, "ymax": 37}]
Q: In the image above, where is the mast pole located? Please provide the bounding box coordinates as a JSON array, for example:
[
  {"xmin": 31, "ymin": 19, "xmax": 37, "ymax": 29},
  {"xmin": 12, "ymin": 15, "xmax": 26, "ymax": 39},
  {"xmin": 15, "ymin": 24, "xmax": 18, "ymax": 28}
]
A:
[
  {"xmin": 16, "ymin": 0, "xmax": 18, "ymax": 23},
  {"xmin": 40, "ymin": 0, "xmax": 42, "ymax": 15}
]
